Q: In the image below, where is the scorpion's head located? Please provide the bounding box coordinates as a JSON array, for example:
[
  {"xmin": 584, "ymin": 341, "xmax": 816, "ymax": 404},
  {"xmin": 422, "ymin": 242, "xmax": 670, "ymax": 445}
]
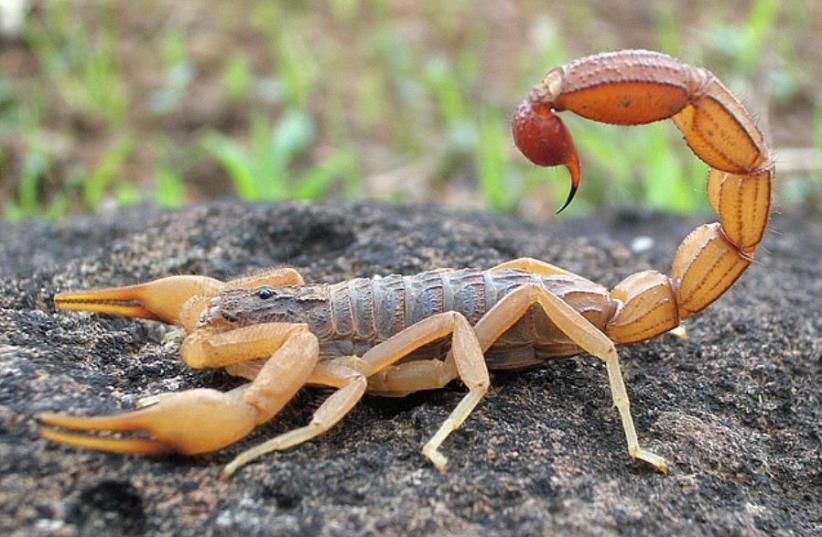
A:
[{"xmin": 203, "ymin": 285, "xmax": 291, "ymax": 330}]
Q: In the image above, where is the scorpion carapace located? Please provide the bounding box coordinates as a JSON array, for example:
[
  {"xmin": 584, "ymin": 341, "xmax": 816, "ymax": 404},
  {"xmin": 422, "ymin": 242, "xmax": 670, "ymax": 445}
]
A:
[{"xmin": 41, "ymin": 50, "xmax": 772, "ymax": 480}]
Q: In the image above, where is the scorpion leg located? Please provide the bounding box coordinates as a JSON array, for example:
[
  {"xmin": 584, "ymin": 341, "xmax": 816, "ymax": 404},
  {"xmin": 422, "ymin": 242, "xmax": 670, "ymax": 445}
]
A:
[
  {"xmin": 491, "ymin": 257, "xmax": 571, "ymax": 277},
  {"xmin": 225, "ymin": 267, "xmax": 304, "ymax": 289},
  {"xmin": 223, "ymin": 358, "xmax": 267, "ymax": 380},
  {"xmin": 471, "ymin": 283, "xmax": 668, "ymax": 473},
  {"xmin": 40, "ymin": 323, "xmax": 319, "ymax": 457},
  {"xmin": 365, "ymin": 354, "xmax": 458, "ymax": 397},
  {"xmin": 135, "ymin": 322, "xmax": 311, "ymax": 407},
  {"xmin": 222, "ymin": 358, "xmax": 367, "ymax": 479},
  {"xmin": 225, "ymin": 355, "xmax": 460, "ymax": 398},
  {"xmin": 224, "ymin": 352, "xmax": 460, "ymax": 397},
  {"xmin": 341, "ymin": 312, "xmax": 489, "ymax": 470}
]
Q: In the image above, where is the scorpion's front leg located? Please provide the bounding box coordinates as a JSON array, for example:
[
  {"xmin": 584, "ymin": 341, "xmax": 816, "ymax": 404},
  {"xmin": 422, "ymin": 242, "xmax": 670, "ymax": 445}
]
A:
[
  {"xmin": 222, "ymin": 358, "xmax": 367, "ymax": 479},
  {"xmin": 40, "ymin": 322, "xmax": 319, "ymax": 457},
  {"xmin": 218, "ymin": 312, "xmax": 489, "ymax": 473}
]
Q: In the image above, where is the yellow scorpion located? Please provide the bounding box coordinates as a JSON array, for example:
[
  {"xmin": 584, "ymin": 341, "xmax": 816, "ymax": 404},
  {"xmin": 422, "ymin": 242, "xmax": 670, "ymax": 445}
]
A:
[{"xmin": 41, "ymin": 50, "xmax": 772, "ymax": 479}]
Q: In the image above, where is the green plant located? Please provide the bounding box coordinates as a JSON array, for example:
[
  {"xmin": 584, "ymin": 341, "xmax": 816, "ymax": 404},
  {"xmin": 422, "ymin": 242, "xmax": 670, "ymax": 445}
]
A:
[
  {"xmin": 3, "ymin": 123, "xmax": 70, "ymax": 221},
  {"xmin": 202, "ymin": 109, "xmax": 357, "ymax": 201},
  {"xmin": 154, "ymin": 165, "xmax": 186, "ymax": 209},
  {"xmin": 707, "ymin": 0, "xmax": 780, "ymax": 74},
  {"xmin": 474, "ymin": 107, "xmax": 517, "ymax": 212},
  {"xmin": 223, "ymin": 53, "xmax": 253, "ymax": 101},
  {"xmin": 2, "ymin": 0, "xmax": 811, "ymax": 220},
  {"xmin": 652, "ymin": 6, "xmax": 682, "ymax": 54},
  {"xmin": 81, "ymin": 138, "xmax": 134, "ymax": 210},
  {"xmin": 24, "ymin": 0, "xmax": 127, "ymax": 127},
  {"xmin": 5, "ymin": 145, "xmax": 49, "ymax": 220},
  {"xmin": 272, "ymin": 30, "xmax": 318, "ymax": 109},
  {"xmin": 148, "ymin": 30, "xmax": 194, "ymax": 114}
]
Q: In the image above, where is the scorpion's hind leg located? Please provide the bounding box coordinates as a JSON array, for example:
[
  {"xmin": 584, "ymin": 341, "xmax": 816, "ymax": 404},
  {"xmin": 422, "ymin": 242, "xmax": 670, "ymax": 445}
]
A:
[
  {"xmin": 472, "ymin": 283, "xmax": 668, "ymax": 473},
  {"xmin": 40, "ymin": 323, "xmax": 320, "ymax": 458},
  {"xmin": 491, "ymin": 257, "xmax": 572, "ymax": 277}
]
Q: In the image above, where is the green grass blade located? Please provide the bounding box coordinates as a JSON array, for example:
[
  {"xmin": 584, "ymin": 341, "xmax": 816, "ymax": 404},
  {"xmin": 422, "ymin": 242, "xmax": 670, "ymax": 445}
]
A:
[
  {"xmin": 155, "ymin": 166, "xmax": 186, "ymax": 208},
  {"xmin": 82, "ymin": 138, "xmax": 134, "ymax": 210},
  {"xmin": 202, "ymin": 132, "xmax": 258, "ymax": 200},
  {"xmin": 18, "ymin": 151, "xmax": 48, "ymax": 215},
  {"xmin": 474, "ymin": 108, "xmax": 513, "ymax": 212},
  {"xmin": 292, "ymin": 149, "xmax": 356, "ymax": 199}
]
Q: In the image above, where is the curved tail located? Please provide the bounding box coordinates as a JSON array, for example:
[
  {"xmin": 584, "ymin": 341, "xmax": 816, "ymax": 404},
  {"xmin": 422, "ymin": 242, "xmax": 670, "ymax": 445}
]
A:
[{"xmin": 513, "ymin": 50, "xmax": 773, "ymax": 343}]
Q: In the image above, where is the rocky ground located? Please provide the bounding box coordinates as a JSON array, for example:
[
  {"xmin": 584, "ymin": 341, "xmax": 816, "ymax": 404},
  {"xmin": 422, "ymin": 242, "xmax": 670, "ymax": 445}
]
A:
[{"xmin": 0, "ymin": 201, "xmax": 819, "ymax": 536}]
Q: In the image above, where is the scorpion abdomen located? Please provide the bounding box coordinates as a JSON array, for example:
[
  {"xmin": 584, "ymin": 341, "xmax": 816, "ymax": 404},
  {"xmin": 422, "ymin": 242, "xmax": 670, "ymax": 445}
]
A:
[{"xmin": 321, "ymin": 268, "xmax": 615, "ymax": 369}]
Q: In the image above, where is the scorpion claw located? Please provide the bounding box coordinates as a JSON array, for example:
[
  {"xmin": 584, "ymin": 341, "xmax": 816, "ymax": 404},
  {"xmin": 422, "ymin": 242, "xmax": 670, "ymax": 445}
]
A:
[
  {"xmin": 39, "ymin": 388, "xmax": 259, "ymax": 456},
  {"xmin": 52, "ymin": 286, "xmax": 158, "ymax": 320},
  {"xmin": 39, "ymin": 427, "xmax": 171, "ymax": 455},
  {"xmin": 54, "ymin": 275, "xmax": 224, "ymax": 328}
]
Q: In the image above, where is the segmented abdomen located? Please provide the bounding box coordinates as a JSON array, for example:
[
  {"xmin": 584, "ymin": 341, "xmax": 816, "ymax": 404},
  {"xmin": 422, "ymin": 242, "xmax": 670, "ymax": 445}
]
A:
[{"xmin": 319, "ymin": 268, "xmax": 615, "ymax": 370}]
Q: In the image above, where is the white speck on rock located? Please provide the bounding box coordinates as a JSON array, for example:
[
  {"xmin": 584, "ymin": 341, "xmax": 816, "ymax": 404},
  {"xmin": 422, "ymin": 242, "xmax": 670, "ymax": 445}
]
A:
[
  {"xmin": 34, "ymin": 519, "xmax": 65, "ymax": 533},
  {"xmin": 630, "ymin": 235, "xmax": 654, "ymax": 253},
  {"xmin": 216, "ymin": 510, "xmax": 233, "ymax": 527}
]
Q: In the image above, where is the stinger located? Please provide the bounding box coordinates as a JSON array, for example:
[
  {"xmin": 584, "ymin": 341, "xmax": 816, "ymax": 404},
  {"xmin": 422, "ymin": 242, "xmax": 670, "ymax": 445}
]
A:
[{"xmin": 511, "ymin": 100, "xmax": 581, "ymax": 213}]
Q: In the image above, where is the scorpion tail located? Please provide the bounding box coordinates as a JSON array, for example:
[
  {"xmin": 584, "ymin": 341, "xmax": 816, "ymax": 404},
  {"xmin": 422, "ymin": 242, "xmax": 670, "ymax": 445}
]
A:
[
  {"xmin": 516, "ymin": 50, "xmax": 772, "ymax": 343},
  {"xmin": 512, "ymin": 99, "xmax": 581, "ymax": 214}
]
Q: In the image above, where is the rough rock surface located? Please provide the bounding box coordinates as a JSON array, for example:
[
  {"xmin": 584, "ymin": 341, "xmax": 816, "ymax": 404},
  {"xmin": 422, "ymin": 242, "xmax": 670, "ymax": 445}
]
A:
[{"xmin": 0, "ymin": 201, "xmax": 819, "ymax": 536}]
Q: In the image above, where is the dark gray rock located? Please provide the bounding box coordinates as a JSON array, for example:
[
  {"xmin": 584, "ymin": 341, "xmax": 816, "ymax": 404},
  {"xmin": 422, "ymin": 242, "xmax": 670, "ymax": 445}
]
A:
[{"xmin": 0, "ymin": 201, "xmax": 819, "ymax": 536}]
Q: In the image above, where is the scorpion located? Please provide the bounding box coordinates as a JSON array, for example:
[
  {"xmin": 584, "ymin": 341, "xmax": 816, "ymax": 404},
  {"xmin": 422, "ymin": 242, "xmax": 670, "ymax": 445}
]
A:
[{"xmin": 40, "ymin": 50, "xmax": 773, "ymax": 479}]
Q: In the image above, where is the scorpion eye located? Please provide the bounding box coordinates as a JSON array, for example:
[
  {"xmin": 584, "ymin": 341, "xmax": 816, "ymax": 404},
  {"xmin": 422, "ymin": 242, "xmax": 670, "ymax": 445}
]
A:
[{"xmin": 256, "ymin": 287, "xmax": 275, "ymax": 300}]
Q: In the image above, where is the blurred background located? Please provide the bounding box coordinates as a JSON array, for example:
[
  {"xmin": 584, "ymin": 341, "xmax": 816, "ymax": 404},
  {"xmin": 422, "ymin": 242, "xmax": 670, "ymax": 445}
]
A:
[{"xmin": 0, "ymin": 0, "xmax": 819, "ymax": 221}]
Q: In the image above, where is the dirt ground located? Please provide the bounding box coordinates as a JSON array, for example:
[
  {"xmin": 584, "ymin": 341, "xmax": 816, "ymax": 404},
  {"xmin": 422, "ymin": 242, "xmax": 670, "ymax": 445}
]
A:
[{"xmin": 0, "ymin": 201, "xmax": 819, "ymax": 536}]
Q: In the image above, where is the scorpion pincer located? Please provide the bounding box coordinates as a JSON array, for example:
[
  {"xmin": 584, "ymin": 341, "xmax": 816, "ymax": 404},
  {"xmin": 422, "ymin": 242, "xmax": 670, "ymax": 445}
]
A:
[{"xmin": 41, "ymin": 50, "xmax": 772, "ymax": 479}]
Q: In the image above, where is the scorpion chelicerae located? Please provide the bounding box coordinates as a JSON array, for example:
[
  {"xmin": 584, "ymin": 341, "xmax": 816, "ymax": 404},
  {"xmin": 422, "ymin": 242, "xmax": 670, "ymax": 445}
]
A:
[{"xmin": 41, "ymin": 50, "xmax": 773, "ymax": 479}]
